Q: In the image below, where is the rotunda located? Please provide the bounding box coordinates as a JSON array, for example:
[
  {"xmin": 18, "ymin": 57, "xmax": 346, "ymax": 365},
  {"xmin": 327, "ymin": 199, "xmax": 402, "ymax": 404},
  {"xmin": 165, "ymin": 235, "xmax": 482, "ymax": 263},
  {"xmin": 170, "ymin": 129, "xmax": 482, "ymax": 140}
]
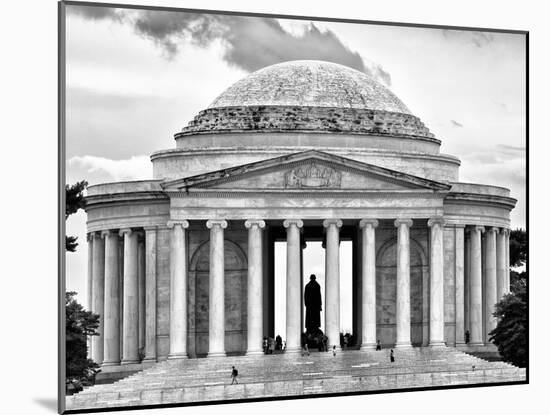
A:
[{"xmin": 84, "ymin": 60, "xmax": 516, "ymax": 378}]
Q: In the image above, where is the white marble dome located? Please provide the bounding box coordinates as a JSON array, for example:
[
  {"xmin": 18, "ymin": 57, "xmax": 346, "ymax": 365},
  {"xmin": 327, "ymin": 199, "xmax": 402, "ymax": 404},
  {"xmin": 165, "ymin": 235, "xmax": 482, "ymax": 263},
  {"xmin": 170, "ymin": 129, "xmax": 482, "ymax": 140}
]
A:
[{"xmin": 208, "ymin": 60, "xmax": 412, "ymax": 114}]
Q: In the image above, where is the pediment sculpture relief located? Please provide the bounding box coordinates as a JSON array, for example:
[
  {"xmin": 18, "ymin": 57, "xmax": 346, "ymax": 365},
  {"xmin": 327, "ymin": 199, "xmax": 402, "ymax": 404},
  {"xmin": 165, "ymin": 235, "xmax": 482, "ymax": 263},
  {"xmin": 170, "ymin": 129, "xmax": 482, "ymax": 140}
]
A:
[{"xmin": 284, "ymin": 162, "xmax": 342, "ymax": 188}]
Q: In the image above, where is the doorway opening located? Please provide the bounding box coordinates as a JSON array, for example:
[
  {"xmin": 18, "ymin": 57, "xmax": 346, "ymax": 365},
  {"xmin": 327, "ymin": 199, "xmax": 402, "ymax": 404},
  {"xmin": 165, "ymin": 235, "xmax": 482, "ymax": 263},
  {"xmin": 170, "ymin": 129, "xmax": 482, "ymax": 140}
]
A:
[{"xmin": 273, "ymin": 237, "xmax": 353, "ymax": 348}]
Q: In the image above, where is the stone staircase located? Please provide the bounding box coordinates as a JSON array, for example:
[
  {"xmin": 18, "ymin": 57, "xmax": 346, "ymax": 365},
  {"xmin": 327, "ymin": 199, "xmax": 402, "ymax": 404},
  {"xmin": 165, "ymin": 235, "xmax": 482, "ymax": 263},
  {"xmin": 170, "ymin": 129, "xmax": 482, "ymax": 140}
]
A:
[{"xmin": 66, "ymin": 347, "xmax": 525, "ymax": 411}]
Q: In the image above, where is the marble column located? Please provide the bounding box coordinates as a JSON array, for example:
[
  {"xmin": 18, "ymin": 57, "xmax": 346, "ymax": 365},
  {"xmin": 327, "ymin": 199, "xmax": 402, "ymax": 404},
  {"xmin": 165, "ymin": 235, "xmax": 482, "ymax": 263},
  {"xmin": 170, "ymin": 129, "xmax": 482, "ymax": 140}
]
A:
[
  {"xmin": 464, "ymin": 232, "xmax": 471, "ymax": 335},
  {"xmin": 143, "ymin": 226, "xmax": 157, "ymax": 362},
  {"xmin": 428, "ymin": 218, "xmax": 446, "ymax": 347},
  {"xmin": 359, "ymin": 219, "xmax": 378, "ymax": 350},
  {"xmin": 484, "ymin": 227, "xmax": 498, "ymax": 340},
  {"xmin": 206, "ymin": 220, "xmax": 227, "ymax": 357},
  {"xmin": 102, "ymin": 230, "xmax": 120, "ymax": 366},
  {"xmin": 138, "ymin": 236, "xmax": 146, "ymax": 355},
  {"xmin": 120, "ymin": 228, "xmax": 140, "ymax": 364},
  {"xmin": 245, "ymin": 220, "xmax": 265, "ymax": 355},
  {"xmin": 504, "ymin": 229, "xmax": 510, "ymax": 294},
  {"xmin": 324, "ymin": 219, "xmax": 343, "ymax": 351},
  {"xmin": 454, "ymin": 225, "xmax": 466, "ymax": 346},
  {"xmin": 168, "ymin": 221, "xmax": 189, "ymax": 359},
  {"xmin": 283, "ymin": 219, "xmax": 303, "ymax": 353},
  {"xmin": 394, "ymin": 219, "xmax": 413, "ymax": 348},
  {"xmin": 91, "ymin": 232, "xmax": 105, "ymax": 364},
  {"xmin": 87, "ymin": 233, "xmax": 93, "ymax": 359},
  {"xmin": 469, "ymin": 226, "xmax": 485, "ymax": 346},
  {"xmin": 496, "ymin": 228, "xmax": 507, "ymax": 300}
]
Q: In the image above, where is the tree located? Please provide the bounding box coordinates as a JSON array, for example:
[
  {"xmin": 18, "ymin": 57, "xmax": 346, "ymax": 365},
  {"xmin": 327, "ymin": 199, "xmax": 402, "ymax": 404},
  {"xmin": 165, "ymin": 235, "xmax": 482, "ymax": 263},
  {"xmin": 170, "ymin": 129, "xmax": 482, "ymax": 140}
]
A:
[
  {"xmin": 66, "ymin": 180, "xmax": 88, "ymax": 252},
  {"xmin": 66, "ymin": 291, "xmax": 100, "ymax": 380},
  {"xmin": 509, "ymin": 228, "xmax": 526, "ymax": 268},
  {"xmin": 489, "ymin": 285, "xmax": 527, "ymax": 367},
  {"xmin": 509, "ymin": 228, "xmax": 527, "ymax": 295}
]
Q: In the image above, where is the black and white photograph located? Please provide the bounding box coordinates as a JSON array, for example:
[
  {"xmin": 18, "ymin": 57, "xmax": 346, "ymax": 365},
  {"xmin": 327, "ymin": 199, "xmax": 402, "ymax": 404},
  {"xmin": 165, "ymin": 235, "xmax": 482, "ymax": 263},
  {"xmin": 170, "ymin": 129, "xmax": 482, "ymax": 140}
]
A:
[{"xmin": 58, "ymin": 1, "xmax": 529, "ymax": 413}]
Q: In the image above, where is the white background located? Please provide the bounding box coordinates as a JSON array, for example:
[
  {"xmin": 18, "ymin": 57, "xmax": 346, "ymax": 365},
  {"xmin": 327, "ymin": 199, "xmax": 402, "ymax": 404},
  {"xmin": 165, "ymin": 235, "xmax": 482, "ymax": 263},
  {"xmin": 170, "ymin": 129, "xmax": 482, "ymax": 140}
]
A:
[{"xmin": 0, "ymin": 0, "xmax": 542, "ymax": 414}]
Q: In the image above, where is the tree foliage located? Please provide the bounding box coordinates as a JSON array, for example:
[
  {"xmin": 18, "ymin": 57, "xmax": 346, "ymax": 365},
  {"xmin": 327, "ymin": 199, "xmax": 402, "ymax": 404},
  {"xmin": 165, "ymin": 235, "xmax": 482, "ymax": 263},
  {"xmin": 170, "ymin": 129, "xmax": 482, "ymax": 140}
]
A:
[
  {"xmin": 66, "ymin": 291, "xmax": 100, "ymax": 380},
  {"xmin": 509, "ymin": 228, "xmax": 527, "ymax": 268},
  {"xmin": 489, "ymin": 286, "xmax": 527, "ymax": 368},
  {"xmin": 66, "ymin": 180, "xmax": 88, "ymax": 252}
]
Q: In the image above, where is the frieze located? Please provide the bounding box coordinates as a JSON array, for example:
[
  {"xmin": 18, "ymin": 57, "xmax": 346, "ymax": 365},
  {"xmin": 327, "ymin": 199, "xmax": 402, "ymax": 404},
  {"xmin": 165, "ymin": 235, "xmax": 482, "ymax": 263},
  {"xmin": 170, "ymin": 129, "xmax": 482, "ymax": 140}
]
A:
[{"xmin": 284, "ymin": 162, "xmax": 342, "ymax": 188}]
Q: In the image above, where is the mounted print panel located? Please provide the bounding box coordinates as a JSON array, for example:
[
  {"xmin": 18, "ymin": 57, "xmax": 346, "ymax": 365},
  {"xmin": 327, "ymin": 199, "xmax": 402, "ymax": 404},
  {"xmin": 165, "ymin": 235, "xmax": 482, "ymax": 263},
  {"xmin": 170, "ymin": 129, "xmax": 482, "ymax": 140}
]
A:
[{"xmin": 61, "ymin": 1, "xmax": 527, "ymax": 413}]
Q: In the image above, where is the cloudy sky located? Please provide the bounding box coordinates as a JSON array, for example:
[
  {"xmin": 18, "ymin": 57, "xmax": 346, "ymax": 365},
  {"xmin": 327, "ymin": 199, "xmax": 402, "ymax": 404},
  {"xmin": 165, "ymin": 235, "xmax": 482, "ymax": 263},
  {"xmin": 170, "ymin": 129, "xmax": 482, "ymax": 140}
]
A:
[{"xmin": 64, "ymin": 4, "xmax": 526, "ymax": 325}]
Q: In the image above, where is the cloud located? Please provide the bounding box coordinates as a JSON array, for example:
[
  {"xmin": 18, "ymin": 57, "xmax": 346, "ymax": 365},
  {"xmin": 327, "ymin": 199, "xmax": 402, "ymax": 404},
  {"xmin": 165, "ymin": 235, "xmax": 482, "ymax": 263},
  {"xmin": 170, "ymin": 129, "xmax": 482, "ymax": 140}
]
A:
[
  {"xmin": 442, "ymin": 30, "xmax": 494, "ymax": 48},
  {"xmin": 496, "ymin": 144, "xmax": 526, "ymax": 153},
  {"xmin": 463, "ymin": 144, "xmax": 526, "ymax": 164},
  {"xmin": 67, "ymin": 6, "xmax": 392, "ymax": 85},
  {"xmin": 66, "ymin": 5, "xmax": 123, "ymax": 21},
  {"xmin": 68, "ymin": 155, "xmax": 152, "ymax": 182},
  {"xmin": 451, "ymin": 120, "xmax": 463, "ymax": 128}
]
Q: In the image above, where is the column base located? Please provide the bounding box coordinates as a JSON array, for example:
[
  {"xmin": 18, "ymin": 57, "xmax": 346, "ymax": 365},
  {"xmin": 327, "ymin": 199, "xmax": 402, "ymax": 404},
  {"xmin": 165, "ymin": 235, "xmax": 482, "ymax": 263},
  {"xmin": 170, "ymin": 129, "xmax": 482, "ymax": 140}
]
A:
[
  {"xmin": 468, "ymin": 342, "xmax": 485, "ymax": 347},
  {"xmin": 360, "ymin": 343, "xmax": 376, "ymax": 351},
  {"xmin": 121, "ymin": 359, "xmax": 140, "ymax": 365},
  {"xmin": 101, "ymin": 360, "xmax": 121, "ymax": 367},
  {"xmin": 394, "ymin": 342, "xmax": 412, "ymax": 348},
  {"xmin": 428, "ymin": 341, "xmax": 447, "ymax": 348},
  {"xmin": 245, "ymin": 350, "xmax": 264, "ymax": 356},
  {"xmin": 207, "ymin": 351, "xmax": 227, "ymax": 358},
  {"xmin": 284, "ymin": 346, "xmax": 302, "ymax": 354},
  {"xmin": 167, "ymin": 353, "xmax": 188, "ymax": 360},
  {"xmin": 142, "ymin": 357, "xmax": 157, "ymax": 363}
]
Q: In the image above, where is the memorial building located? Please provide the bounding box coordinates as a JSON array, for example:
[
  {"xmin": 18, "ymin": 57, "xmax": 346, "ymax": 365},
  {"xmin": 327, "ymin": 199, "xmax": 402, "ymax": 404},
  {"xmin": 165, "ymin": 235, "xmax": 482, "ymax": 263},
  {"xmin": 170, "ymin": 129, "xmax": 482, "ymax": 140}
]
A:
[{"xmin": 84, "ymin": 60, "xmax": 515, "ymax": 377}]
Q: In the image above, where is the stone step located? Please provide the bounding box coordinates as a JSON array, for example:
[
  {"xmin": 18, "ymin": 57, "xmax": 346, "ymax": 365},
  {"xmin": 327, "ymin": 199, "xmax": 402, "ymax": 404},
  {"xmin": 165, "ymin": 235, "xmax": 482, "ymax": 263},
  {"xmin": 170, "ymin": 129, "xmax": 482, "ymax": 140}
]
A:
[
  {"xmin": 68, "ymin": 367, "xmax": 525, "ymax": 409},
  {"xmin": 67, "ymin": 348, "xmax": 525, "ymax": 411}
]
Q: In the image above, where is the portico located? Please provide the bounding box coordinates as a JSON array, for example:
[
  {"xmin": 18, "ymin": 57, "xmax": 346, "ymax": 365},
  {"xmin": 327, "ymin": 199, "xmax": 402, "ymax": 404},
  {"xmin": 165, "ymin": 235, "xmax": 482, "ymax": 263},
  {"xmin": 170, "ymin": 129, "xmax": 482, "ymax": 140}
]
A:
[{"xmin": 86, "ymin": 150, "xmax": 513, "ymax": 372}]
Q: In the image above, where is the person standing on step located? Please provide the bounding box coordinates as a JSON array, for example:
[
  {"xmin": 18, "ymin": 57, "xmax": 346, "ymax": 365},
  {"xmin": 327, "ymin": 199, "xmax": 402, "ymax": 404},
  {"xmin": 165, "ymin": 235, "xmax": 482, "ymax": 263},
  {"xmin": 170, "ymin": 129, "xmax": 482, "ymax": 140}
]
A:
[
  {"xmin": 390, "ymin": 349, "xmax": 395, "ymax": 363},
  {"xmin": 376, "ymin": 340, "xmax": 382, "ymax": 351},
  {"xmin": 465, "ymin": 330, "xmax": 470, "ymax": 344},
  {"xmin": 231, "ymin": 366, "xmax": 239, "ymax": 385},
  {"xmin": 332, "ymin": 345, "xmax": 337, "ymax": 357}
]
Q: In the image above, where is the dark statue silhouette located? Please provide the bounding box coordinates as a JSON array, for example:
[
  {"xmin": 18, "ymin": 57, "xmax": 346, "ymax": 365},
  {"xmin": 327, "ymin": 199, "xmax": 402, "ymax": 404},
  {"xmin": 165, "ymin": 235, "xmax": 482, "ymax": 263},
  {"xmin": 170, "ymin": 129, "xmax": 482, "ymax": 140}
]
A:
[{"xmin": 304, "ymin": 274, "xmax": 322, "ymax": 333}]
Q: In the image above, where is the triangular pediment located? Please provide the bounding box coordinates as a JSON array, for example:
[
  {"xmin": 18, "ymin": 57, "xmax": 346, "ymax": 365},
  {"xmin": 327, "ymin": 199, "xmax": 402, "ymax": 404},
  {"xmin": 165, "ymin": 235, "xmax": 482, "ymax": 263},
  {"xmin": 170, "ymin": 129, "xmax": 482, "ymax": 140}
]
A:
[{"xmin": 162, "ymin": 150, "xmax": 451, "ymax": 192}]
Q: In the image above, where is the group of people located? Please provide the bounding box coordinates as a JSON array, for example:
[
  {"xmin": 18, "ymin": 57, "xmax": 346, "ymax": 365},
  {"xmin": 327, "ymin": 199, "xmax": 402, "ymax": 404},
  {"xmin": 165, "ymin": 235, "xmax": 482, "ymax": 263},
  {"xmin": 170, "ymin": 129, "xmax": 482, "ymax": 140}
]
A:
[{"xmin": 263, "ymin": 335, "xmax": 285, "ymax": 354}]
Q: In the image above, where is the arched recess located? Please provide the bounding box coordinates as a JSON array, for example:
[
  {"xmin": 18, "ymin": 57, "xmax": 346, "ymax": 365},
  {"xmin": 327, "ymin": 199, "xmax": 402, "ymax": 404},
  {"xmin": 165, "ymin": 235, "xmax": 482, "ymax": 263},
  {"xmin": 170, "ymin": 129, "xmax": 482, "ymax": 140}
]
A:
[
  {"xmin": 188, "ymin": 239, "xmax": 248, "ymax": 357},
  {"xmin": 375, "ymin": 236, "xmax": 427, "ymax": 346}
]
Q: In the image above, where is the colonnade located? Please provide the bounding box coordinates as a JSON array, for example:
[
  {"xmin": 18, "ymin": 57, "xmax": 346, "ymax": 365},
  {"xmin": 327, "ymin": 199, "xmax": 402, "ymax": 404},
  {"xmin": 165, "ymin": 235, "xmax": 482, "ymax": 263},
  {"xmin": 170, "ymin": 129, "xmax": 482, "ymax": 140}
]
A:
[
  {"xmin": 86, "ymin": 219, "xmax": 511, "ymax": 365},
  {"xmin": 88, "ymin": 228, "xmax": 158, "ymax": 366},
  {"xmin": 462, "ymin": 226, "xmax": 511, "ymax": 346}
]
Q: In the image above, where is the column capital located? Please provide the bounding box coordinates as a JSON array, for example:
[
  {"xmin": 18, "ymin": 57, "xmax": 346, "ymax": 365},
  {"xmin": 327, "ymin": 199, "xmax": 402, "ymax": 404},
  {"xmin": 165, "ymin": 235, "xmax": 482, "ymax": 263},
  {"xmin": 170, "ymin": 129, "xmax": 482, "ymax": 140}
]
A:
[
  {"xmin": 244, "ymin": 219, "xmax": 266, "ymax": 229},
  {"xmin": 486, "ymin": 226, "xmax": 499, "ymax": 234},
  {"xmin": 394, "ymin": 218, "xmax": 413, "ymax": 228},
  {"xmin": 100, "ymin": 229, "xmax": 116, "ymax": 238},
  {"xmin": 359, "ymin": 218, "xmax": 379, "ymax": 229},
  {"xmin": 87, "ymin": 232, "xmax": 93, "ymax": 242},
  {"xmin": 323, "ymin": 219, "xmax": 343, "ymax": 229},
  {"xmin": 453, "ymin": 224, "xmax": 466, "ymax": 229},
  {"xmin": 500, "ymin": 228, "xmax": 510, "ymax": 236},
  {"xmin": 119, "ymin": 228, "xmax": 133, "ymax": 237},
  {"xmin": 143, "ymin": 225, "xmax": 158, "ymax": 232},
  {"xmin": 206, "ymin": 219, "xmax": 227, "ymax": 229},
  {"xmin": 167, "ymin": 220, "xmax": 189, "ymax": 229},
  {"xmin": 469, "ymin": 225, "xmax": 485, "ymax": 234},
  {"xmin": 428, "ymin": 217, "xmax": 445, "ymax": 228},
  {"xmin": 283, "ymin": 219, "xmax": 303, "ymax": 229}
]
